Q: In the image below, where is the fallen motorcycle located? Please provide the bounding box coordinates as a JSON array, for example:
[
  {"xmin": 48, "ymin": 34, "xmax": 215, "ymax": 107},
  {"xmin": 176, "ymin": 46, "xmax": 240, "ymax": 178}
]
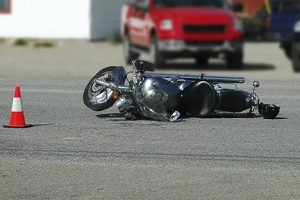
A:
[{"xmin": 83, "ymin": 60, "xmax": 280, "ymax": 121}]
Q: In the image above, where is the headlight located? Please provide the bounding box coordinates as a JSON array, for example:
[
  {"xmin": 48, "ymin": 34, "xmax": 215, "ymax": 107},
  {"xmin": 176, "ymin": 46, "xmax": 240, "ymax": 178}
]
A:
[
  {"xmin": 294, "ymin": 21, "xmax": 300, "ymax": 32},
  {"xmin": 234, "ymin": 18, "xmax": 243, "ymax": 31},
  {"xmin": 160, "ymin": 19, "xmax": 173, "ymax": 30}
]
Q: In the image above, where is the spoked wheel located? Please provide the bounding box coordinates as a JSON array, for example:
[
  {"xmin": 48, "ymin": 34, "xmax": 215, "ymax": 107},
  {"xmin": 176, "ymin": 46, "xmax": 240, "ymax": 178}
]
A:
[{"xmin": 83, "ymin": 66, "xmax": 117, "ymax": 111}]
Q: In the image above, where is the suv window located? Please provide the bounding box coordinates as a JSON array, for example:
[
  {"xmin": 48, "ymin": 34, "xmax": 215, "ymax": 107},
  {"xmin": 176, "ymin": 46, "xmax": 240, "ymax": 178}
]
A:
[
  {"xmin": 271, "ymin": 0, "xmax": 300, "ymax": 13},
  {"xmin": 0, "ymin": 0, "xmax": 10, "ymax": 13},
  {"xmin": 155, "ymin": 0, "xmax": 228, "ymax": 8}
]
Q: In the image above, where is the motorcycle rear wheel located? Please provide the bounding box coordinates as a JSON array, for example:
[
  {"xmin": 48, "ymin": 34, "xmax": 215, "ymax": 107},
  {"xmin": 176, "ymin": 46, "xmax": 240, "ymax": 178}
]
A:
[{"xmin": 83, "ymin": 66, "xmax": 117, "ymax": 111}]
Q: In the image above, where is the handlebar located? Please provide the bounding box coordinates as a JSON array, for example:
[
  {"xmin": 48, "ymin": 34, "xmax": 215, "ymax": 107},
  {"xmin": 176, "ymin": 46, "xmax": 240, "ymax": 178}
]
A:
[
  {"xmin": 95, "ymin": 80, "xmax": 131, "ymax": 92},
  {"xmin": 145, "ymin": 73, "xmax": 245, "ymax": 84}
]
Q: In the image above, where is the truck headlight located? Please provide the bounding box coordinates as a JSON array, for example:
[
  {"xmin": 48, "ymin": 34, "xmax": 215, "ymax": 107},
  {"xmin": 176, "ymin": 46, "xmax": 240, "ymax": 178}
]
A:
[
  {"xmin": 160, "ymin": 19, "xmax": 173, "ymax": 30},
  {"xmin": 294, "ymin": 20, "xmax": 300, "ymax": 32},
  {"xmin": 234, "ymin": 19, "xmax": 243, "ymax": 31}
]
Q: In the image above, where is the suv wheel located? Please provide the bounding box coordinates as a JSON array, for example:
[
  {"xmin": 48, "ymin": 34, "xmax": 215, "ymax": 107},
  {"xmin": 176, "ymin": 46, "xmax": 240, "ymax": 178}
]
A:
[
  {"xmin": 123, "ymin": 35, "xmax": 139, "ymax": 65},
  {"xmin": 283, "ymin": 45, "xmax": 292, "ymax": 59},
  {"xmin": 226, "ymin": 51, "xmax": 243, "ymax": 69},
  {"xmin": 292, "ymin": 43, "xmax": 300, "ymax": 72},
  {"xmin": 280, "ymin": 39, "xmax": 292, "ymax": 59},
  {"xmin": 150, "ymin": 35, "xmax": 165, "ymax": 68}
]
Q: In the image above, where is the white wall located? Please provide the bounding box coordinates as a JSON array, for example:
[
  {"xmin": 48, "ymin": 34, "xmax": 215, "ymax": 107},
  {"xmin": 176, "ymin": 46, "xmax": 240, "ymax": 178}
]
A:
[
  {"xmin": 90, "ymin": 0, "xmax": 132, "ymax": 40},
  {"xmin": 0, "ymin": 0, "xmax": 90, "ymax": 39}
]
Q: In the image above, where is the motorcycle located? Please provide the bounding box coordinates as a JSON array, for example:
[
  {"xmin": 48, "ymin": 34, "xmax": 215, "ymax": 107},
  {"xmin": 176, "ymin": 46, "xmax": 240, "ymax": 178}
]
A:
[{"xmin": 83, "ymin": 60, "xmax": 280, "ymax": 121}]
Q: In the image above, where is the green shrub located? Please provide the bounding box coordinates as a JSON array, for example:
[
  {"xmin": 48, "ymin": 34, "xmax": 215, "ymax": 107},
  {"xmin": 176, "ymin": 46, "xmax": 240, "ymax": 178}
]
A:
[
  {"xmin": 106, "ymin": 35, "xmax": 122, "ymax": 45},
  {"xmin": 0, "ymin": 39, "xmax": 6, "ymax": 44},
  {"xmin": 34, "ymin": 42, "xmax": 55, "ymax": 48},
  {"xmin": 14, "ymin": 39, "xmax": 28, "ymax": 46}
]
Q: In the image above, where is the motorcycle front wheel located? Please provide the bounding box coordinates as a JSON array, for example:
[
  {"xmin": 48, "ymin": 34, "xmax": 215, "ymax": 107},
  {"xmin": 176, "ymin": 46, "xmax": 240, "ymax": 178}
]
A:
[{"xmin": 83, "ymin": 66, "xmax": 117, "ymax": 111}]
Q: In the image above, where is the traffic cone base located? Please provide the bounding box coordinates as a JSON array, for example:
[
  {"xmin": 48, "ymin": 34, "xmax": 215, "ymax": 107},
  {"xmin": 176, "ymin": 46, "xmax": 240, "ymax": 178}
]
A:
[
  {"xmin": 3, "ymin": 124, "xmax": 33, "ymax": 128},
  {"xmin": 3, "ymin": 86, "xmax": 33, "ymax": 128}
]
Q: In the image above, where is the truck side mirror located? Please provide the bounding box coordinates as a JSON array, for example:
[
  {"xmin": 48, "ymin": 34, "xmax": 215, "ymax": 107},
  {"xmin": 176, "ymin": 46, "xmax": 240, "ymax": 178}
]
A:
[{"xmin": 232, "ymin": 3, "xmax": 243, "ymax": 13}]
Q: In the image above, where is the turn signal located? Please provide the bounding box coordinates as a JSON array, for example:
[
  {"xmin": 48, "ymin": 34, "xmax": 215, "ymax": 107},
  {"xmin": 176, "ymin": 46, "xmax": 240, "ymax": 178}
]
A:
[{"xmin": 112, "ymin": 92, "xmax": 119, "ymax": 99}]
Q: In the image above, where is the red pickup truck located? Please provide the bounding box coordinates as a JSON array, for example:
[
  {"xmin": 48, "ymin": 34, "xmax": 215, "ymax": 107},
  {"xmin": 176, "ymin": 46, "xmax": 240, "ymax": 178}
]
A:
[{"xmin": 121, "ymin": 0, "xmax": 244, "ymax": 69}]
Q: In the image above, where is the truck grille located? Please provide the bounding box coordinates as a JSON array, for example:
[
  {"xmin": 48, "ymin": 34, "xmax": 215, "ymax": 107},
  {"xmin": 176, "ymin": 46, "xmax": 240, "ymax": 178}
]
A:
[
  {"xmin": 183, "ymin": 25, "xmax": 227, "ymax": 33},
  {"xmin": 185, "ymin": 41, "xmax": 224, "ymax": 46}
]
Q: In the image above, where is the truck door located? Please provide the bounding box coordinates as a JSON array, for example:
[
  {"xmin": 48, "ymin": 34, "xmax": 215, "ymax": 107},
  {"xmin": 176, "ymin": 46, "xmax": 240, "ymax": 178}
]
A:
[{"xmin": 128, "ymin": 0, "xmax": 150, "ymax": 47}]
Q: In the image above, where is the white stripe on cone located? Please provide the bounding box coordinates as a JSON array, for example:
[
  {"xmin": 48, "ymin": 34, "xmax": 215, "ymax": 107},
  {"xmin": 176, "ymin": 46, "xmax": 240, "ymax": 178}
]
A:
[{"xmin": 11, "ymin": 97, "xmax": 23, "ymax": 112}]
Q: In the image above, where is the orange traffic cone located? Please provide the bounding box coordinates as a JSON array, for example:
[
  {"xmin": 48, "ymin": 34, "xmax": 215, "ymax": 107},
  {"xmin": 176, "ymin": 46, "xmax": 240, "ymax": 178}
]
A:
[{"xmin": 3, "ymin": 86, "xmax": 33, "ymax": 128}]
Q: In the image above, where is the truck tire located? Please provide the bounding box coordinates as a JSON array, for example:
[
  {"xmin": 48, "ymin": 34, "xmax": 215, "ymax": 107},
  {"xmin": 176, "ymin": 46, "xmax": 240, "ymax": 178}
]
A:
[
  {"xmin": 123, "ymin": 35, "xmax": 139, "ymax": 65},
  {"xmin": 226, "ymin": 51, "xmax": 243, "ymax": 69},
  {"xmin": 292, "ymin": 44, "xmax": 300, "ymax": 72},
  {"xmin": 150, "ymin": 35, "xmax": 165, "ymax": 68}
]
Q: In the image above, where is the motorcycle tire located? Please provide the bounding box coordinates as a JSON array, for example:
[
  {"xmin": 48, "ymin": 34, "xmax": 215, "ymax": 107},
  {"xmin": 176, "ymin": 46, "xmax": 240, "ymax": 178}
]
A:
[{"xmin": 83, "ymin": 66, "xmax": 118, "ymax": 111}]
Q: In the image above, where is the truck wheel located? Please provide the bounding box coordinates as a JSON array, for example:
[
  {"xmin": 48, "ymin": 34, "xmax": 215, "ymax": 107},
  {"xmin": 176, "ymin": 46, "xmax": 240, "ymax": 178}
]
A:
[
  {"xmin": 196, "ymin": 57, "xmax": 209, "ymax": 66},
  {"xmin": 226, "ymin": 51, "xmax": 243, "ymax": 69},
  {"xmin": 123, "ymin": 35, "xmax": 139, "ymax": 65},
  {"xmin": 150, "ymin": 35, "xmax": 165, "ymax": 68},
  {"xmin": 292, "ymin": 44, "xmax": 300, "ymax": 72}
]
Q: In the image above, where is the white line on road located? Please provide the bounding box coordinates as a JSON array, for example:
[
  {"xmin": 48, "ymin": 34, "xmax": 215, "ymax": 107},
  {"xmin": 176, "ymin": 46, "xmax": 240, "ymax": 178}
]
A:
[{"xmin": 0, "ymin": 88, "xmax": 82, "ymax": 94}]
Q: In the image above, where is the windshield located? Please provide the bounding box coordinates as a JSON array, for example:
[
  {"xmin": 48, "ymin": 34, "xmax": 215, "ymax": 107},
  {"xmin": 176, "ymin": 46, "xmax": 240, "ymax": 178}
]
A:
[
  {"xmin": 271, "ymin": 0, "xmax": 300, "ymax": 13},
  {"xmin": 155, "ymin": 0, "xmax": 228, "ymax": 8}
]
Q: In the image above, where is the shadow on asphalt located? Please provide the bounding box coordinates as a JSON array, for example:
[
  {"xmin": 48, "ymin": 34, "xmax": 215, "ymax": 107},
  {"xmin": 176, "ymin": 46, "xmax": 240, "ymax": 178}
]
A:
[
  {"xmin": 207, "ymin": 113, "xmax": 287, "ymax": 119},
  {"xmin": 96, "ymin": 113, "xmax": 124, "ymax": 118},
  {"xmin": 95, "ymin": 112, "xmax": 285, "ymax": 120},
  {"xmin": 159, "ymin": 62, "xmax": 275, "ymax": 71}
]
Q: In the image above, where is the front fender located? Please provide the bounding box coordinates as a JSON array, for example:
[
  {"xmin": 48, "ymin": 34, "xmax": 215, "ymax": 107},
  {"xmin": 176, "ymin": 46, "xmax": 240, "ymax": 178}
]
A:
[{"xmin": 112, "ymin": 66, "xmax": 127, "ymax": 86}]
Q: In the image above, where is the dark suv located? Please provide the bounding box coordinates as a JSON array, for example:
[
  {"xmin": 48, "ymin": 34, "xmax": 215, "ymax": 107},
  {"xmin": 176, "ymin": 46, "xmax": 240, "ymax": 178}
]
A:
[
  {"xmin": 292, "ymin": 20, "xmax": 300, "ymax": 72},
  {"xmin": 268, "ymin": 0, "xmax": 300, "ymax": 59}
]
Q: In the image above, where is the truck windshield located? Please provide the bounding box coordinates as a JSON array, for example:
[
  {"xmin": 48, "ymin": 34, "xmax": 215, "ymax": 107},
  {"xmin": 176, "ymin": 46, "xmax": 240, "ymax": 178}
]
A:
[{"xmin": 155, "ymin": 0, "xmax": 228, "ymax": 8}]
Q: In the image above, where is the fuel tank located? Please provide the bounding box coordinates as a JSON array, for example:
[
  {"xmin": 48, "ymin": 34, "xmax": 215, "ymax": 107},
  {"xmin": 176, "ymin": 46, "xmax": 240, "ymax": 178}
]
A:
[{"xmin": 136, "ymin": 77, "xmax": 181, "ymax": 120}]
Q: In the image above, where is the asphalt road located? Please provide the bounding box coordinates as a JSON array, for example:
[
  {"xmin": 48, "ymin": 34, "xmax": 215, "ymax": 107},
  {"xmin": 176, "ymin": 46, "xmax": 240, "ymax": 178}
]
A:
[{"xmin": 1, "ymin": 41, "xmax": 300, "ymax": 199}]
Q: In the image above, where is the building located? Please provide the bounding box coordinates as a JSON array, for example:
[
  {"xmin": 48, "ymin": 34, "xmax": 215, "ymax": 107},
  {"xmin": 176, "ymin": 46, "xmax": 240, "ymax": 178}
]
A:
[
  {"xmin": 232, "ymin": 0, "xmax": 266, "ymax": 16},
  {"xmin": 0, "ymin": 0, "xmax": 131, "ymax": 40}
]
